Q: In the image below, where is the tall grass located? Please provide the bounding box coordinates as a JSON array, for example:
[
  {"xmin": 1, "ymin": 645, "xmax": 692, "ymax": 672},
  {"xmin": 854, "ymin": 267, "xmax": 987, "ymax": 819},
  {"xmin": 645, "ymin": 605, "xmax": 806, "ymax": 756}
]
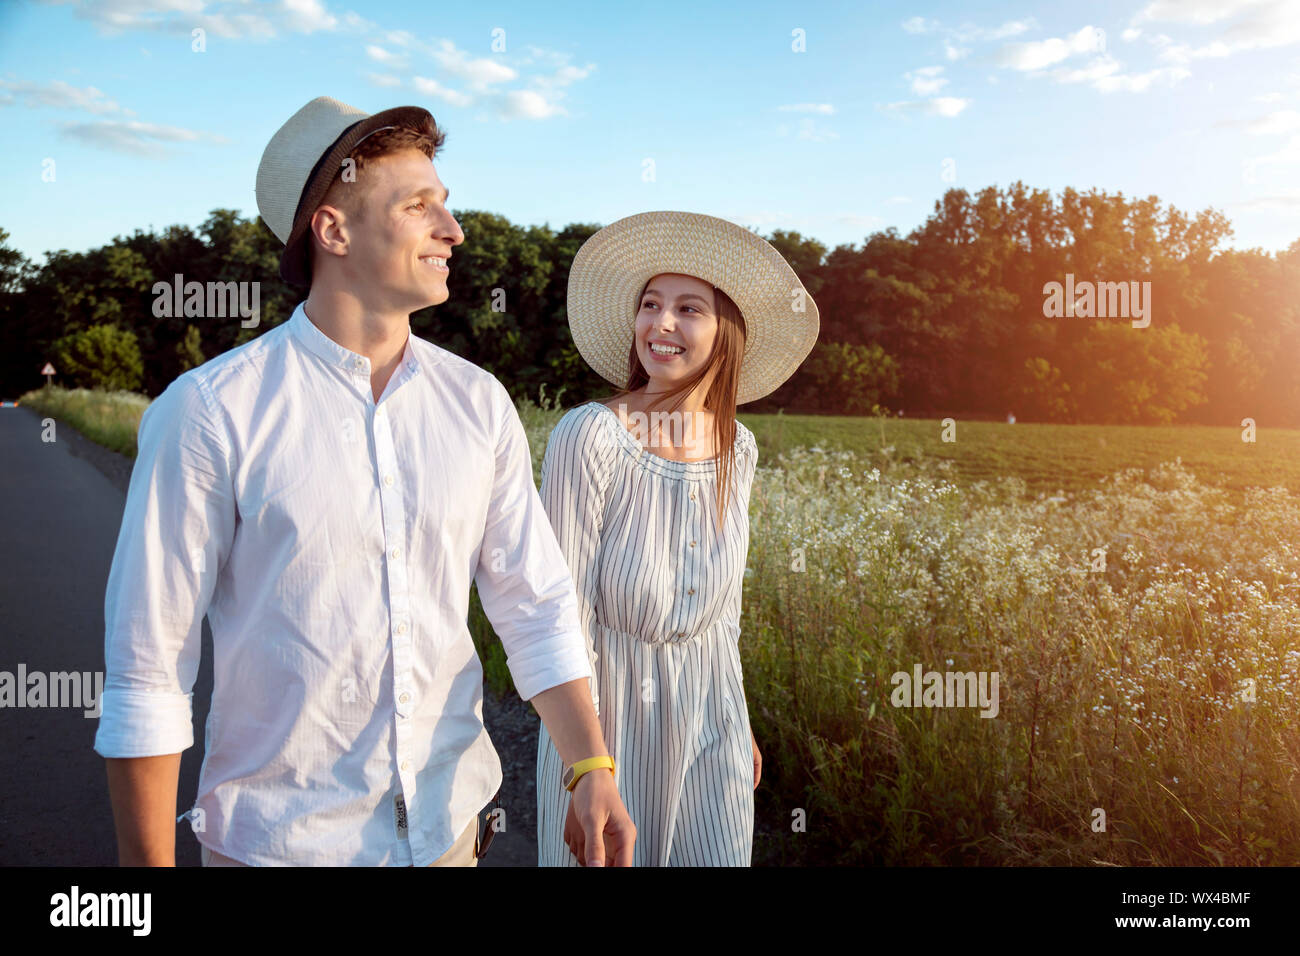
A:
[
  {"xmin": 743, "ymin": 447, "xmax": 1300, "ymax": 865},
  {"xmin": 18, "ymin": 386, "xmax": 150, "ymax": 458}
]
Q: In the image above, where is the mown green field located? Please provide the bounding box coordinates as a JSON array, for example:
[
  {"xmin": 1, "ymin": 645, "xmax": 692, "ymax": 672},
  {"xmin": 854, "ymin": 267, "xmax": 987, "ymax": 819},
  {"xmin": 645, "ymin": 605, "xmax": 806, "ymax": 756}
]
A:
[
  {"xmin": 23, "ymin": 386, "xmax": 1298, "ymax": 500},
  {"xmin": 741, "ymin": 410, "xmax": 1300, "ymax": 500}
]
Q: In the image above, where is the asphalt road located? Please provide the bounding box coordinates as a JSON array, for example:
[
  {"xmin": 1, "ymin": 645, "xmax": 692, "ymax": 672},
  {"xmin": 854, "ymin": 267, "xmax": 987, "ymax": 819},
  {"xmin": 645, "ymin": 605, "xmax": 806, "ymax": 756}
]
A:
[{"xmin": 0, "ymin": 404, "xmax": 537, "ymax": 867}]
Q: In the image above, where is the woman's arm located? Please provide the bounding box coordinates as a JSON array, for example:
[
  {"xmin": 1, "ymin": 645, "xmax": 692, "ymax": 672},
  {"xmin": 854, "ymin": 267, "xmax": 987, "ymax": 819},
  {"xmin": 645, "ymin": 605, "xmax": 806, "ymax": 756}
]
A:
[{"xmin": 538, "ymin": 407, "xmax": 616, "ymax": 712}]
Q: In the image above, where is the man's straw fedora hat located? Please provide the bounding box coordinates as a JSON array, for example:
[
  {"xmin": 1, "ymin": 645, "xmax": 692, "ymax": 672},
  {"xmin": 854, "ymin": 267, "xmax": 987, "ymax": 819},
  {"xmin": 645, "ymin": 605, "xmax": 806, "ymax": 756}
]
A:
[
  {"xmin": 256, "ymin": 95, "xmax": 433, "ymax": 287},
  {"xmin": 566, "ymin": 211, "xmax": 820, "ymax": 405}
]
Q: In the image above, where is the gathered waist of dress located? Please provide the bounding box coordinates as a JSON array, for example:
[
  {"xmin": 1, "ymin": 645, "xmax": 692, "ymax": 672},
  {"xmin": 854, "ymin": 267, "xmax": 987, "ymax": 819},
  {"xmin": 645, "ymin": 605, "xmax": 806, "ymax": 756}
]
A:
[{"xmin": 593, "ymin": 619, "xmax": 740, "ymax": 646}]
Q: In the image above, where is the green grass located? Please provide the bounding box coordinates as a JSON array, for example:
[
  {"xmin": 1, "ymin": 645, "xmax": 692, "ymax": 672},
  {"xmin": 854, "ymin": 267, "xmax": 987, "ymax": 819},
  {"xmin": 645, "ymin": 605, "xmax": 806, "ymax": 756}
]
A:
[
  {"xmin": 17, "ymin": 385, "xmax": 149, "ymax": 457},
  {"xmin": 743, "ymin": 411, "xmax": 1300, "ymax": 501}
]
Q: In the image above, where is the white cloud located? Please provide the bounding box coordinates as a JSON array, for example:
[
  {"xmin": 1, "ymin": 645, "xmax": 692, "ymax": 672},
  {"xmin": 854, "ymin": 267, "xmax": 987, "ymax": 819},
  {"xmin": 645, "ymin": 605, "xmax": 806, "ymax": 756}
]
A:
[
  {"xmin": 366, "ymin": 45, "xmax": 401, "ymax": 64},
  {"xmin": 1234, "ymin": 188, "xmax": 1300, "ymax": 208},
  {"xmin": 278, "ymin": 0, "xmax": 337, "ymax": 33},
  {"xmin": 944, "ymin": 41, "xmax": 970, "ymax": 60},
  {"xmin": 996, "ymin": 25, "xmax": 1107, "ymax": 70},
  {"xmin": 1132, "ymin": 0, "xmax": 1267, "ymax": 27},
  {"xmin": 902, "ymin": 17, "xmax": 938, "ymax": 34},
  {"xmin": 411, "ymin": 76, "xmax": 472, "ymax": 108},
  {"xmin": 60, "ymin": 118, "xmax": 224, "ymax": 156},
  {"xmin": 929, "ymin": 96, "xmax": 971, "ymax": 116},
  {"xmin": 883, "ymin": 97, "xmax": 970, "ymax": 117},
  {"xmin": 1140, "ymin": 0, "xmax": 1300, "ymax": 60},
  {"xmin": 0, "ymin": 79, "xmax": 129, "ymax": 115},
  {"xmin": 1244, "ymin": 133, "xmax": 1300, "ymax": 179},
  {"xmin": 494, "ymin": 89, "xmax": 563, "ymax": 120},
  {"xmin": 529, "ymin": 62, "xmax": 596, "ymax": 91},
  {"xmin": 1242, "ymin": 109, "xmax": 1300, "ymax": 134},
  {"xmin": 836, "ymin": 214, "xmax": 886, "ymax": 227},
  {"xmin": 1092, "ymin": 65, "xmax": 1190, "ymax": 92},
  {"xmin": 57, "ymin": 0, "xmax": 333, "ymax": 40},
  {"xmin": 1043, "ymin": 54, "xmax": 1190, "ymax": 93},
  {"xmin": 1048, "ymin": 55, "xmax": 1122, "ymax": 84},
  {"xmin": 430, "ymin": 38, "xmax": 517, "ymax": 88},
  {"xmin": 366, "ymin": 73, "xmax": 402, "ymax": 88},
  {"xmin": 905, "ymin": 65, "xmax": 948, "ymax": 95},
  {"xmin": 778, "ymin": 103, "xmax": 835, "ymax": 114},
  {"xmin": 975, "ymin": 18, "xmax": 1037, "ymax": 41}
]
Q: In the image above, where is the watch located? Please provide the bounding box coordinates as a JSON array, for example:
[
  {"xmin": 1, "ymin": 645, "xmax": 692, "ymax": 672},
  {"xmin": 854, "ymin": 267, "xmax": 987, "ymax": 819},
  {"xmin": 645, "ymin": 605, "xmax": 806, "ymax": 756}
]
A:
[{"xmin": 562, "ymin": 755, "xmax": 616, "ymax": 792}]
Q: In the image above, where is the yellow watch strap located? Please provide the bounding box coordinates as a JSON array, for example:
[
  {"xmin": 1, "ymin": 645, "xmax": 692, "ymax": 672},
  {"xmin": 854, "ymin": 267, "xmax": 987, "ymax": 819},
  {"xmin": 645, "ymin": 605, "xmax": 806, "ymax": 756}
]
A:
[{"xmin": 565, "ymin": 755, "xmax": 616, "ymax": 792}]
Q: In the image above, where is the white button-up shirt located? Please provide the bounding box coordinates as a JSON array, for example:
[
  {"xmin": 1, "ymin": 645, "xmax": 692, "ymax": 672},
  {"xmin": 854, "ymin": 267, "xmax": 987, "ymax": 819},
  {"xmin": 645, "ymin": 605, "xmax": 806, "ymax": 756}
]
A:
[{"xmin": 93, "ymin": 301, "xmax": 593, "ymax": 866}]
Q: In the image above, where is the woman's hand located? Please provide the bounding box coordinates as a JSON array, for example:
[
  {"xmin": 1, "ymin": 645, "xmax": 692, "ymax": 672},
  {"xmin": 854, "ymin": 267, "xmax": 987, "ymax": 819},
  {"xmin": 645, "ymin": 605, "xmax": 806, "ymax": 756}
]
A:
[{"xmin": 750, "ymin": 728, "xmax": 762, "ymax": 789}]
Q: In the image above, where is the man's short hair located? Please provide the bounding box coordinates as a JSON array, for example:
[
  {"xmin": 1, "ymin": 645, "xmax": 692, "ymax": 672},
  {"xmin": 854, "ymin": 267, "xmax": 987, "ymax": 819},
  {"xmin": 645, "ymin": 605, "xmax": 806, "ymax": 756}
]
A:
[{"xmin": 307, "ymin": 118, "xmax": 446, "ymax": 281}]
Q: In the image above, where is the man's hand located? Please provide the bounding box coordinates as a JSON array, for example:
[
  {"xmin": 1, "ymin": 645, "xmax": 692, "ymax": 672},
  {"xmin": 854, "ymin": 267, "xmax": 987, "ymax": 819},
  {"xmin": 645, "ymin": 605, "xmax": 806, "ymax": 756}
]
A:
[
  {"xmin": 563, "ymin": 767, "xmax": 634, "ymax": 866},
  {"xmin": 530, "ymin": 677, "xmax": 637, "ymax": 866},
  {"xmin": 750, "ymin": 728, "xmax": 762, "ymax": 790}
]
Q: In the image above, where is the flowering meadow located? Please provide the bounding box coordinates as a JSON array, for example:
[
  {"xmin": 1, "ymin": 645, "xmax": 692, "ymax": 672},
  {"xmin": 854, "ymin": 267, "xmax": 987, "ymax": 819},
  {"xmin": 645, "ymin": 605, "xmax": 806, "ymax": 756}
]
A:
[{"xmin": 509, "ymin": 393, "xmax": 1300, "ymax": 865}]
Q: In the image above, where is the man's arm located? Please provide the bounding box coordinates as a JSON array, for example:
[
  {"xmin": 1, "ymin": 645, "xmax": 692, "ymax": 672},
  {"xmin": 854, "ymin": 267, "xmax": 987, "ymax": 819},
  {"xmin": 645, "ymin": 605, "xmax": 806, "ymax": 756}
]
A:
[
  {"xmin": 105, "ymin": 754, "xmax": 182, "ymax": 866},
  {"xmin": 529, "ymin": 678, "xmax": 631, "ymax": 866},
  {"xmin": 95, "ymin": 374, "xmax": 237, "ymax": 866},
  {"xmin": 472, "ymin": 388, "xmax": 633, "ymax": 864}
]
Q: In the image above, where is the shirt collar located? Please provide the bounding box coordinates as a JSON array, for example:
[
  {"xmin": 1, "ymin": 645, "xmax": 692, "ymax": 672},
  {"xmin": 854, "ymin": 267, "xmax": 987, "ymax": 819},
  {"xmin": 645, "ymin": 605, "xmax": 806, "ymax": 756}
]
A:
[{"xmin": 289, "ymin": 301, "xmax": 421, "ymax": 377}]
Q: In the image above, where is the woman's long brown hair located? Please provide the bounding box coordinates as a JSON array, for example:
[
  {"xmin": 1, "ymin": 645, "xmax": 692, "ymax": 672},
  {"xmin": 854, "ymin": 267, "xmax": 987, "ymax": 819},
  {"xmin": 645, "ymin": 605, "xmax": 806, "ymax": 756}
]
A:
[{"xmin": 600, "ymin": 276, "xmax": 748, "ymax": 532}]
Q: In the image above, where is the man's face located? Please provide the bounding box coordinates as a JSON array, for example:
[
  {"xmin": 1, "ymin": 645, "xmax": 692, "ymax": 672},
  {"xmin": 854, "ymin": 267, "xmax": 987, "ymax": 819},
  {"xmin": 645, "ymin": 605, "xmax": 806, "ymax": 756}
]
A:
[{"xmin": 312, "ymin": 147, "xmax": 463, "ymax": 313}]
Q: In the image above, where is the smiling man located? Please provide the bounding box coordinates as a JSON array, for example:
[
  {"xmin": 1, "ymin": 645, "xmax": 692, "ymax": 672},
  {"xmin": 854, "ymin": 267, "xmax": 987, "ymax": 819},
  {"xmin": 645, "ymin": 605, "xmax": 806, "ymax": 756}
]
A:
[{"xmin": 94, "ymin": 96, "xmax": 635, "ymax": 867}]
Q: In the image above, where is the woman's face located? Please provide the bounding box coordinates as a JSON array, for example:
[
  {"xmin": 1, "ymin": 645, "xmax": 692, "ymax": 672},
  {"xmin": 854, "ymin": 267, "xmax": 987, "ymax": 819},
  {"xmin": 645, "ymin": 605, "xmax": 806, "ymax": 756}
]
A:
[{"xmin": 634, "ymin": 273, "xmax": 718, "ymax": 393}]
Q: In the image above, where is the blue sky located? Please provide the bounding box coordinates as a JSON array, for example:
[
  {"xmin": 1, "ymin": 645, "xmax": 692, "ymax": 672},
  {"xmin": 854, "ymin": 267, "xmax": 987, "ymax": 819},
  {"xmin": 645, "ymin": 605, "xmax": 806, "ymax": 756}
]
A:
[{"xmin": 1, "ymin": 0, "xmax": 1297, "ymax": 268}]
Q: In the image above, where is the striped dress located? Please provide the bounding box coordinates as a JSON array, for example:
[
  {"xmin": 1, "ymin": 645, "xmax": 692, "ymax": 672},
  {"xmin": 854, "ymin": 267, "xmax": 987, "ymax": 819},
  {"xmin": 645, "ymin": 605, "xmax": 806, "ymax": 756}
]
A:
[{"xmin": 535, "ymin": 400, "xmax": 757, "ymax": 866}]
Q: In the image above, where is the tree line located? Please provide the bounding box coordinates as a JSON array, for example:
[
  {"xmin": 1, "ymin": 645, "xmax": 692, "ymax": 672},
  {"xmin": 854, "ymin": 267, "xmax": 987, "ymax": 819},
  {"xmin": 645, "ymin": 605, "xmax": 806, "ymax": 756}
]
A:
[{"xmin": 0, "ymin": 181, "xmax": 1295, "ymax": 424}]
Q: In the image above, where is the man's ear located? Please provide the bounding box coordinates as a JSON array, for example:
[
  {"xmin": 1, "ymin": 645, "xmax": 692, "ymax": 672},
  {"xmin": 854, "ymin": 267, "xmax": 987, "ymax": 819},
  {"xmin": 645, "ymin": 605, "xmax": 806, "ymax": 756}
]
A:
[{"xmin": 310, "ymin": 204, "xmax": 350, "ymax": 264}]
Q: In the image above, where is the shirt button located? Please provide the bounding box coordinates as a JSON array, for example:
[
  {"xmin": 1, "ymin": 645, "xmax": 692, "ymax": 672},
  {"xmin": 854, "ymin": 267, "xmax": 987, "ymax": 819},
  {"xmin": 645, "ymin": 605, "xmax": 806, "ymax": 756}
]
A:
[
  {"xmin": 401, "ymin": 760, "xmax": 410, "ymax": 771},
  {"xmin": 688, "ymin": 588, "xmax": 695, "ymax": 595},
  {"xmin": 677, "ymin": 631, "xmax": 686, "ymax": 638},
  {"xmin": 396, "ymin": 622, "xmax": 408, "ymax": 635},
  {"xmin": 399, "ymin": 692, "xmax": 410, "ymax": 704},
  {"xmin": 690, "ymin": 491, "xmax": 697, "ymax": 500},
  {"xmin": 390, "ymin": 547, "xmax": 401, "ymax": 559},
  {"xmin": 384, "ymin": 474, "xmax": 394, "ymax": 486},
  {"xmin": 689, "ymin": 540, "xmax": 696, "ymax": 548}
]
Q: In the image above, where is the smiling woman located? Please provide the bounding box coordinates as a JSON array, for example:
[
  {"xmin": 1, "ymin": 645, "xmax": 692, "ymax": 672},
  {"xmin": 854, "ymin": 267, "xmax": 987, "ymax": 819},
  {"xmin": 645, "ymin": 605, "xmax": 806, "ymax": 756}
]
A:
[{"xmin": 535, "ymin": 210, "xmax": 820, "ymax": 867}]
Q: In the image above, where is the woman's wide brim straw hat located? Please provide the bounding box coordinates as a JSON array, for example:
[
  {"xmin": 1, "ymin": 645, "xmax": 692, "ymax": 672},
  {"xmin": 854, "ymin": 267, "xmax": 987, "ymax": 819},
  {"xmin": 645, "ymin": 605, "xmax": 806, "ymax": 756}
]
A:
[
  {"xmin": 566, "ymin": 210, "xmax": 820, "ymax": 406},
  {"xmin": 256, "ymin": 96, "xmax": 434, "ymax": 287}
]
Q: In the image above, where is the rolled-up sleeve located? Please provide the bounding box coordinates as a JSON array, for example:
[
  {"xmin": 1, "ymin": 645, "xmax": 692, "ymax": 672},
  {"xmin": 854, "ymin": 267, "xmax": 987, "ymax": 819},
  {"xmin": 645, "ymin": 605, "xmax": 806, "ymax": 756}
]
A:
[
  {"xmin": 94, "ymin": 373, "xmax": 236, "ymax": 758},
  {"xmin": 473, "ymin": 384, "xmax": 594, "ymax": 702}
]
